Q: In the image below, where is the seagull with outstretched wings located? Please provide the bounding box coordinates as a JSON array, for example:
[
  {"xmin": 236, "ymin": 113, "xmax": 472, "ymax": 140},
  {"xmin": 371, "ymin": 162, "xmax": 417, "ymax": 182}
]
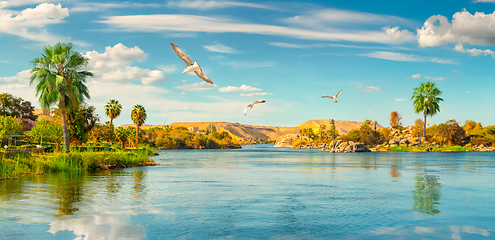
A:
[
  {"xmin": 170, "ymin": 43, "xmax": 213, "ymax": 84},
  {"xmin": 244, "ymin": 100, "xmax": 265, "ymax": 116},
  {"xmin": 322, "ymin": 89, "xmax": 343, "ymax": 103}
]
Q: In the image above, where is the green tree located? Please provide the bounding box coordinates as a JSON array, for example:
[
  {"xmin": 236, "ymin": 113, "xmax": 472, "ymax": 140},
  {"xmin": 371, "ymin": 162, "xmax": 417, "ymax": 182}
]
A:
[
  {"xmin": 0, "ymin": 116, "xmax": 23, "ymax": 146},
  {"xmin": 104, "ymin": 99, "xmax": 122, "ymax": 128},
  {"xmin": 30, "ymin": 42, "xmax": 93, "ymax": 152},
  {"xmin": 114, "ymin": 127, "xmax": 130, "ymax": 148},
  {"xmin": 411, "ymin": 81, "xmax": 443, "ymax": 140},
  {"xmin": 0, "ymin": 93, "xmax": 37, "ymax": 121},
  {"xmin": 131, "ymin": 105, "xmax": 147, "ymax": 147},
  {"xmin": 26, "ymin": 118, "xmax": 63, "ymax": 151}
]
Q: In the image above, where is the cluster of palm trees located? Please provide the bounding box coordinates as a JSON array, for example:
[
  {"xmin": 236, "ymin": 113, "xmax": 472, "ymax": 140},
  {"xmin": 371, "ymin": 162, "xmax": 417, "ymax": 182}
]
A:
[
  {"xmin": 30, "ymin": 42, "xmax": 148, "ymax": 152},
  {"xmin": 104, "ymin": 99, "xmax": 147, "ymax": 147}
]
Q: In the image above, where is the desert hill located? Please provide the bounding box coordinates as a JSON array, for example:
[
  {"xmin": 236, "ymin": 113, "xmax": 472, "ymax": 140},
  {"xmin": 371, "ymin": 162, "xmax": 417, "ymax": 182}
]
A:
[{"xmin": 120, "ymin": 119, "xmax": 375, "ymax": 141}]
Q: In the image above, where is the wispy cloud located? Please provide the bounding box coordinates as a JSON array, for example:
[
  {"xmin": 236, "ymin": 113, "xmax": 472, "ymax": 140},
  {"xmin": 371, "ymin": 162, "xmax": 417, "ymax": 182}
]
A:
[
  {"xmin": 268, "ymin": 42, "xmax": 388, "ymax": 50},
  {"xmin": 359, "ymin": 51, "xmax": 454, "ymax": 64},
  {"xmin": 212, "ymin": 56, "xmax": 275, "ymax": 69},
  {"xmin": 204, "ymin": 44, "xmax": 239, "ymax": 53},
  {"xmin": 368, "ymin": 109, "xmax": 375, "ymax": 113},
  {"xmin": 357, "ymin": 86, "xmax": 380, "ymax": 92},
  {"xmin": 99, "ymin": 14, "xmax": 404, "ymax": 44},
  {"xmin": 424, "ymin": 76, "xmax": 444, "ymax": 81},
  {"xmin": 473, "ymin": 0, "xmax": 495, "ymax": 2},
  {"xmin": 282, "ymin": 8, "xmax": 415, "ymax": 28},
  {"xmin": 71, "ymin": 2, "xmax": 161, "ymax": 12},
  {"xmin": 166, "ymin": 0, "xmax": 275, "ymax": 10},
  {"xmin": 395, "ymin": 98, "xmax": 407, "ymax": 101},
  {"xmin": 240, "ymin": 92, "xmax": 273, "ymax": 96},
  {"xmin": 174, "ymin": 81, "xmax": 218, "ymax": 91},
  {"xmin": 219, "ymin": 84, "xmax": 261, "ymax": 92},
  {"xmin": 455, "ymin": 44, "xmax": 495, "ymax": 57},
  {"xmin": 412, "ymin": 74, "xmax": 421, "ymax": 79}
]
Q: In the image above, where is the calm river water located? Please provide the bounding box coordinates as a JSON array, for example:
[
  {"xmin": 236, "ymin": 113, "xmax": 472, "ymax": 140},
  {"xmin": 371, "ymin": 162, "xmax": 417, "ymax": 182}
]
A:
[{"xmin": 1, "ymin": 144, "xmax": 495, "ymax": 239}]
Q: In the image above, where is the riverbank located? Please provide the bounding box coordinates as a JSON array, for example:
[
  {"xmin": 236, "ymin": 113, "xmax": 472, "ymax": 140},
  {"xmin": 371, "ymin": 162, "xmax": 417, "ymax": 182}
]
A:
[{"xmin": 0, "ymin": 150, "xmax": 157, "ymax": 180}]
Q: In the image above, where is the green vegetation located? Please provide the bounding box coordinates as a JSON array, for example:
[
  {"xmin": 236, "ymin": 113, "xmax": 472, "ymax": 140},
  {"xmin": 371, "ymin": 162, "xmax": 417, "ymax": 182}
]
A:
[
  {"xmin": 0, "ymin": 150, "xmax": 153, "ymax": 179},
  {"xmin": 148, "ymin": 125, "xmax": 241, "ymax": 149},
  {"xmin": 30, "ymin": 42, "xmax": 93, "ymax": 152},
  {"xmin": 385, "ymin": 145, "xmax": 475, "ymax": 152}
]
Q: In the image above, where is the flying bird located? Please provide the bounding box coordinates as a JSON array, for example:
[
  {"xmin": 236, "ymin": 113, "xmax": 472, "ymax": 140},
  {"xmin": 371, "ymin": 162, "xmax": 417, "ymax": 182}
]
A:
[
  {"xmin": 322, "ymin": 89, "xmax": 343, "ymax": 103},
  {"xmin": 244, "ymin": 100, "xmax": 265, "ymax": 116},
  {"xmin": 170, "ymin": 43, "xmax": 213, "ymax": 84}
]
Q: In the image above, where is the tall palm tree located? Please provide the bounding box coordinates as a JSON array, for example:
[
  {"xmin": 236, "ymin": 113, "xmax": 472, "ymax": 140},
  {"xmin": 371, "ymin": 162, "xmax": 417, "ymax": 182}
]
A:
[
  {"xmin": 411, "ymin": 81, "xmax": 443, "ymax": 139},
  {"xmin": 104, "ymin": 99, "xmax": 122, "ymax": 127},
  {"xmin": 30, "ymin": 42, "xmax": 93, "ymax": 152},
  {"xmin": 131, "ymin": 104, "xmax": 147, "ymax": 148}
]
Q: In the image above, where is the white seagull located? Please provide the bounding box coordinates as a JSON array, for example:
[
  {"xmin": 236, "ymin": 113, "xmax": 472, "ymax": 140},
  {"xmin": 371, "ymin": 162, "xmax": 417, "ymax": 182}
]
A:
[
  {"xmin": 244, "ymin": 100, "xmax": 265, "ymax": 116},
  {"xmin": 322, "ymin": 89, "xmax": 343, "ymax": 103},
  {"xmin": 170, "ymin": 43, "xmax": 213, "ymax": 84}
]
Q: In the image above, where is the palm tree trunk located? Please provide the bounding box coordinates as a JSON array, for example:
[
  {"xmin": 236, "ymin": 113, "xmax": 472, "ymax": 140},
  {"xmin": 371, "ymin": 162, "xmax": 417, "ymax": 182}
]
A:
[
  {"xmin": 60, "ymin": 88, "xmax": 70, "ymax": 153},
  {"xmin": 110, "ymin": 118, "xmax": 114, "ymax": 128},
  {"xmin": 135, "ymin": 124, "xmax": 139, "ymax": 148},
  {"xmin": 423, "ymin": 110, "xmax": 427, "ymax": 141}
]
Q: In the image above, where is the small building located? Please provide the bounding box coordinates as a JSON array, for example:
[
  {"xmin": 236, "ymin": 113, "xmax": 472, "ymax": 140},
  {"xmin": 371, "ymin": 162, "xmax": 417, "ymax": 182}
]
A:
[
  {"xmin": 33, "ymin": 109, "xmax": 52, "ymax": 121},
  {"xmin": 189, "ymin": 127, "xmax": 199, "ymax": 132}
]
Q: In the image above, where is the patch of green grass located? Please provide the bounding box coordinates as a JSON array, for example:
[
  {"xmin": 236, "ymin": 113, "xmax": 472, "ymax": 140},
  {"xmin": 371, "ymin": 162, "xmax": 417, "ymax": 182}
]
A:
[
  {"xmin": 0, "ymin": 150, "xmax": 155, "ymax": 179},
  {"xmin": 385, "ymin": 145, "xmax": 475, "ymax": 152}
]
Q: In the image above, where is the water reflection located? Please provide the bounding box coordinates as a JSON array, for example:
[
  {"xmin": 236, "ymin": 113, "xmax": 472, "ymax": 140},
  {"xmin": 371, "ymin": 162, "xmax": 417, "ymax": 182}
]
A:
[
  {"xmin": 412, "ymin": 167, "xmax": 442, "ymax": 215},
  {"xmin": 53, "ymin": 172, "xmax": 85, "ymax": 217}
]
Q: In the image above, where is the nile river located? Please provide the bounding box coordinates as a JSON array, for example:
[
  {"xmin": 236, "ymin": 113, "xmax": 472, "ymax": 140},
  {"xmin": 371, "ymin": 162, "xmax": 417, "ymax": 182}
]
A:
[{"xmin": 1, "ymin": 145, "xmax": 495, "ymax": 239}]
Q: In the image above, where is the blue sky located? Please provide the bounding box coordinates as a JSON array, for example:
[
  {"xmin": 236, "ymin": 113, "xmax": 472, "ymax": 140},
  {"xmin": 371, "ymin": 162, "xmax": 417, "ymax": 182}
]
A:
[{"xmin": 1, "ymin": 0, "xmax": 495, "ymax": 127}]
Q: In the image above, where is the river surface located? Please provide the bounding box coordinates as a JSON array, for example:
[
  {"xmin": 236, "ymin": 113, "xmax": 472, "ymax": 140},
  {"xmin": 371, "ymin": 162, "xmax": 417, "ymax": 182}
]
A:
[{"xmin": 1, "ymin": 144, "xmax": 495, "ymax": 239}]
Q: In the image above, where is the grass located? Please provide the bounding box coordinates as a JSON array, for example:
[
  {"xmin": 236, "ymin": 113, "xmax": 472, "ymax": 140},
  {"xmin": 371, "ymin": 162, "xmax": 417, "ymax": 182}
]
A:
[
  {"xmin": 0, "ymin": 149, "xmax": 156, "ymax": 180},
  {"xmin": 386, "ymin": 145, "xmax": 475, "ymax": 152}
]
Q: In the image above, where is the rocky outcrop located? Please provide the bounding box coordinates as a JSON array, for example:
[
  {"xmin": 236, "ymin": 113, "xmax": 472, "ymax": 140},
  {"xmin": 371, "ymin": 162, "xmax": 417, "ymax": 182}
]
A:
[
  {"xmin": 274, "ymin": 134, "xmax": 309, "ymax": 148},
  {"xmin": 321, "ymin": 140, "xmax": 371, "ymax": 153}
]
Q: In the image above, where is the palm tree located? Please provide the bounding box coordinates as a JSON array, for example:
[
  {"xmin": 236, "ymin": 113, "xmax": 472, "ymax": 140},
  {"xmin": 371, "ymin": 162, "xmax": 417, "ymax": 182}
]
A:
[
  {"xmin": 30, "ymin": 42, "xmax": 93, "ymax": 152},
  {"xmin": 411, "ymin": 81, "xmax": 443, "ymax": 139},
  {"xmin": 104, "ymin": 99, "xmax": 122, "ymax": 127},
  {"xmin": 131, "ymin": 104, "xmax": 147, "ymax": 148}
]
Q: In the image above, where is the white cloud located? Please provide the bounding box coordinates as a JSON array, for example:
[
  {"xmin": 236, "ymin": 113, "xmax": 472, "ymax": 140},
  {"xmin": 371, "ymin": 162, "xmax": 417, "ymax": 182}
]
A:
[
  {"xmin": 395, "ymin": 98, "xmax": 407, "ymax": 101},
  {"xmin": 240, "ymin": 92, "xmax": 273, "ymax": 96},
  {"xmin": 204, "ymin": 44, "xmax": 239, "ymax": 53},
  {"xmin": 99, "ymin": 14, "xmax": 405, "ymax": 44},
  {"xmin": 359, "ymin": 51, "xmax": 454, "ymax": 64},
  {"xmin": 418, "ymin": 10, "xmax": 495, "ymax": 47},
  {"xmin": 0, "ymin": 70, "xmax": 40, "ymax": 106},
  {"xmin": 71, "ymin": 2, "xmax": 161, "ymax": 12},
  {"xmin": 473, "ymin": 0, "xmax": 495, "ymax": 3},
  {"xmin": 219, "ymin": 84, "xmax": 261, "ymax": 92},
  {"xmin": 174, "ymin": 81, "xmax": 218, "ymax": 91},
  {"xmin": 368, "ymin": 109, "xmax": 375, "ymax": 113},
  {"xmin": 166, "ymin": 0, "xmax": 274, "ymax": 10},
  {"xmin": 412, "ymin": 73, "xmax": 421, "ymax": 79},
  {"xmin": 455, "ymin": 43, "xmax": 495, "ymax": 56},
  {"xmin": 382, "ymin": 26, "xmax": 416, "ymax": 43},
  {"xmin": 0, "ymin": 3, "xmax": 81, "ymax": 44},
  {"xmin": 425, "ymin": 76, "xmax": 444, "ymax": 81},
  {"xmin": 85, "ymin": 43, "xmax": 167, "ymax": 85}
]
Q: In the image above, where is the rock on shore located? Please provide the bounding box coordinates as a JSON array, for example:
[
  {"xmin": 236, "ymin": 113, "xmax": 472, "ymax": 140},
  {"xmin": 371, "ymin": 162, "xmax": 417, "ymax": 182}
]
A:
[
  {"xmin": 321, "ymin": 140, "xmax": 371, "ymax": 153},
  {"xmin": 274, "ymin": 133, "xmax": 309, "ymax": 148}
]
